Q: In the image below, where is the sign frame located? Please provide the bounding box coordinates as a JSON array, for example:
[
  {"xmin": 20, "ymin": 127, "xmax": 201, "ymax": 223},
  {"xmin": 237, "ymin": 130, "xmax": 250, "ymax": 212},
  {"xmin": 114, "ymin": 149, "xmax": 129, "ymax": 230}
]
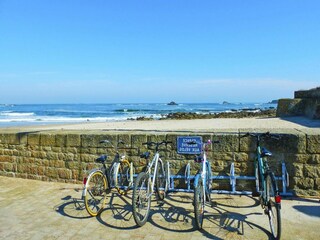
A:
[{"xmin": 177, "ymin": 136, "xmax": 202, "ymax": 155}]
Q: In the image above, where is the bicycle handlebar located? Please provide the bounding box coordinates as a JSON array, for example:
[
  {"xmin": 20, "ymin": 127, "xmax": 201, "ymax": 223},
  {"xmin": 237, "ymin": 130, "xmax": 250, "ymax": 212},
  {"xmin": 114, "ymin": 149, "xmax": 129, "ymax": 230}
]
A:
[{"xmin": 240, "ymin": 132, "xmax": 280, "ymax": 140}]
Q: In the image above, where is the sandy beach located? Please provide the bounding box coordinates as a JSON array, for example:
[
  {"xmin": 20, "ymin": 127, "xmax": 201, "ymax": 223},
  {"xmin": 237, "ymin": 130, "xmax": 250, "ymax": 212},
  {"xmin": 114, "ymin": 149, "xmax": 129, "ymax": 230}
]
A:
[{"xmin": 2, "ymin": 116, "xmax": 319, "ymax": 133}]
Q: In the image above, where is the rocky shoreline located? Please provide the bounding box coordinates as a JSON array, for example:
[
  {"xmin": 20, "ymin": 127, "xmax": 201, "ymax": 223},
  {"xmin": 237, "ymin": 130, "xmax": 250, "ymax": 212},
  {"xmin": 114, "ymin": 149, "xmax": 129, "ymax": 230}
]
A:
[{"xmin": 133, "ymin": 108, "xmax": 276, "ymax": 121}]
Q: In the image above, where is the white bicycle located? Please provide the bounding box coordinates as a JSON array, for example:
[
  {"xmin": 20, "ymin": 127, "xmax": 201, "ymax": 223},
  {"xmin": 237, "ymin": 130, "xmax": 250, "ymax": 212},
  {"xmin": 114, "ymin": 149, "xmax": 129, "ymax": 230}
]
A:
[{"xmin": 132, "ymin": 140, "xmax": 171, "ymax": 227}]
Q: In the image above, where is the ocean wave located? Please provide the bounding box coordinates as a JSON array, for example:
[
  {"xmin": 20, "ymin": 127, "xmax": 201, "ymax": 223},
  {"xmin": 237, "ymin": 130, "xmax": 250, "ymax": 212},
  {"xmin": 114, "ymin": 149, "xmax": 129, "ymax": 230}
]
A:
[
  {"xmin": 0, "ymin": 111, "xmax": 35, "ymax": 117},
  {"xmin": 0, "ymin": 116, "xmax": 132, "ymax": 123}
]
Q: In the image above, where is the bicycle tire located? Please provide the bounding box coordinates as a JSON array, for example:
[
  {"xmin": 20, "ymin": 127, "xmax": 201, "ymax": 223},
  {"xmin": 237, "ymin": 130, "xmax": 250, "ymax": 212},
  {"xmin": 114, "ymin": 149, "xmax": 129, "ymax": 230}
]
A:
[
  {"xmin": 253, "ymin": 161, "xmax": 262, "ymax": 196},
  {"xmin": 155, "ymin": 160, "xmax": 166, "ymax": 200},
  {"xmin": 115, "ymin": 159, "xmax": 131, "ymax": 195},
  {"xmin": 194, "ymin": 175, "xmax": 205, "ymax": 230},
  {"xmin": 205, "ymin": 161, "xmax": 212, "ymax": 202},
  {"xmin": 84, "ymin": 170, "xmax": 108, "ymax": 217},
  {"xmin": 266, "ymin": 172, "xmax": 281, "ymax": 240},
  {"xmin": 132, "ymin": 172, "xmax": 151, "ymax": 227}
]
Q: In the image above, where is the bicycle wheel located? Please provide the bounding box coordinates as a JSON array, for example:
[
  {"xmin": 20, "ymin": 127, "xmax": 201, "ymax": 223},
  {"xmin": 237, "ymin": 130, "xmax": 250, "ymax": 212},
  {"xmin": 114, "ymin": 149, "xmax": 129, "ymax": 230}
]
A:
[
  {"xmin": 132, "ymin": 172, "xmax": 151, "ymax": 227},
  {"xmin": 194, "ymin": 175, "xmax": 205, "ymax": 230},
  {"xmin": 115, "ymin": 159, "xmax": 131, "ymax": 195},
  {"xmin": 84, "ymin": 171, "xmax": 108, "ymax": 217},
  {"xmin": 253, "ymin": 161, "xmax": 262, "ymax": 196},
  {"xmin": 205, "ymin": 161, "xmax": 212, "ymax": 202},
  {"xmin": 266, "ymin": 172, "xmax": 281, "ymax": 240},
  {"xmin": 155, "ymin": 160, "xmax": 166, "ymax": 200}
]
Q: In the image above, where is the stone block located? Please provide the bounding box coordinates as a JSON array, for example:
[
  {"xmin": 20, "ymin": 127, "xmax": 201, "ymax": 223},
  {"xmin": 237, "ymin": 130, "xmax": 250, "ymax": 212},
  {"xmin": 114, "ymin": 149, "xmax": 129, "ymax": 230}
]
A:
[
  {"xmin": 307, "ymin": 135, "xmax": 320, "ymax": 153},
  {"xmin": 0, "ymin": 155, "xmax": 14, "ymax": 163},
  {"xmin": 66, "ymin": 134, "xmax": 81, "ymax": 147},
  {"xmin": 292, "ymin": 163, "xmax": 304, "ymax": 178},
  {"xmin": 293, "ymin": 177, "xmax": 314, "ymax": 189},
  {"xmin": 27, "ymin": 134, "xmax": 40, "ymax": 146},
  {"xmin": 308, "ymin": 155, "xmax": 320, "ymax": 164},
  {"xmin": 55, "ymin": 134, "xmax": 66, "ymax": 147},
  {"xmin": 58, "ymin": 169, "xmax": 72, "ymax": 179},
  {"xmin": 213, "ymin": 134, "xmax": 238, "ymax": 152},
  {"xmin": 40, "ymin": 134, "xmax": 56, "ymax": 146},
  {"xmin": 304, "ymin": 165, "xmax": 320, "ymax": 178},
  {"xmin": 46, "ymin": 168, "xmax": 58, "ymax": 178},
  {"xmin": 315, "ymin": 178, "xmax": 320, "ymax": 190},
  {"xmin": 0, "ymin": 133, "xmax": 20, "ymax": 145},
  {"xmin": 276, "ymin": 98, "xmax": 305, "ymax": 117},
  {"xmin": 81, "ymin": 134, "xmax": 114, "ymax": 148}
]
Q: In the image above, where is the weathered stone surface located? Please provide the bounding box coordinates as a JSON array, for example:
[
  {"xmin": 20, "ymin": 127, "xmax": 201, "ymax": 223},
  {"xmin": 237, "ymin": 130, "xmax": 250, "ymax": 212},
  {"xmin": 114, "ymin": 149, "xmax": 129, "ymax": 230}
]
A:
[
  {"xmin": 40, "ymin": 134, "xmax": 56, "ymax": 146},
  {"xmin": 0, "ymin": 133, "xmax": 19, "ymax": 145},
  {"xmin": 66, "ymin": 134, "xmax": 81, "ymax": 147},
  {"xmin": 304, "ymin": 165, "xmax": 320, "ymax": 178},
  {"xmin": 293, "ymin": 177, "xmax": 314, "ymax": 189},
  {"xmin": 307, "ymin": 135, "xmax": 320, "ymax": 153},
  {"xmin": 315, "ymin": 178, "xmax": 320, "ymax": 190},
  {"xmin": 55, "ymin": 134, "xmax": 66, "ymax": 147},
  {"xmin": 308, "ymin": 155, "xmax": 320, "ymax": 164},
  {"xmin": 276, "ymin": 98, "xmax": 305, "ymax": 117},
  {"xmin": 292, "ymin": 163, "xmax": 304, "ymax": 178},
  {"xmin": 213, "ymin": 134, "xmax": 238, "ymax": 152},
  {"xmin": 58, "ymin": 169, "xmax": 72, "ymax": 179},
  {"xmin": 28, "ymin": 134, "xmax": 40, "ymax": 146}
]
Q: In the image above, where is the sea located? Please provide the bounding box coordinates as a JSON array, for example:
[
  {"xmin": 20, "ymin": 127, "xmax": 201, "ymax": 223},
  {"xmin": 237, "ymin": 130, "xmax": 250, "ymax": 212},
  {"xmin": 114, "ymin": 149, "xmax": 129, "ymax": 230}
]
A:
[{"xmin": 0, "ymin": 102, "xmax": 277, "ymax": 127}]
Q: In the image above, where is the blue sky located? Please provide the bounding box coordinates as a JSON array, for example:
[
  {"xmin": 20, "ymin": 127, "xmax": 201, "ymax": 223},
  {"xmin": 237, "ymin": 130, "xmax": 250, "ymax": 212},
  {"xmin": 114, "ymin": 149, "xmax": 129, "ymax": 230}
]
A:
[{"xmin": 0, "ymin": 0, "xmax": 319, "ymax": 104}]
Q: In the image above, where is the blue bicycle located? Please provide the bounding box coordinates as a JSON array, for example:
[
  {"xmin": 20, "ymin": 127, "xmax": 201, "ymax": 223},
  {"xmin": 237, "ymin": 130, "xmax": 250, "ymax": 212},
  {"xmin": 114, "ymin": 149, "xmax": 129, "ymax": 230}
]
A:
[{"xmin": 241, "ymin": 132, "xmax": 282, "ymax": 239}]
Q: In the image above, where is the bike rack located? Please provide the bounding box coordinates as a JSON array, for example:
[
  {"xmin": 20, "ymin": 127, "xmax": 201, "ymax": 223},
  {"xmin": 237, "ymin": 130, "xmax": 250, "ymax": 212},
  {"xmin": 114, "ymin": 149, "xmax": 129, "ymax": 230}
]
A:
[{"xmin": 165, "ymin": 161, "xmax": 292, "ymax": 196}]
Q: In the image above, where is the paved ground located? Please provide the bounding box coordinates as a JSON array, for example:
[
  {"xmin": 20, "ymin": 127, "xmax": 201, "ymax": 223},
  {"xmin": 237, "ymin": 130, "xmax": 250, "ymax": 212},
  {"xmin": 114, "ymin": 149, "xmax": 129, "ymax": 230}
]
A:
[{"xmin": 0, "ymin": 176, "xmax": 319, "ymax": 240}]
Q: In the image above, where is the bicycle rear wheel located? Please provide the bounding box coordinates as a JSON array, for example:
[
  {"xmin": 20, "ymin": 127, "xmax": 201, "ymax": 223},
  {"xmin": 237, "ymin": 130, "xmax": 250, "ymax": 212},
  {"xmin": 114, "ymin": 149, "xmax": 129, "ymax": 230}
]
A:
[
  {"xmin": 266, "ymin": 172, "xmax": 281, "ymax": 240},
  {"xmin": 155, "ymin": 160, "xmax": 166, "ymax": 200},
  {"xmin": 84, "ymin": 171, "xmax": 108, "ymax": 216},
  {"xmin": 115, "ymin": 159, "xmax": 131, "ymax": 195},
  {"xmin": 194, "ymin": 175, "xmax": 205, "ymax": 229},
  {"xmin": 132, "ymin": 172, "xmax": 151, "ymax": 227}
]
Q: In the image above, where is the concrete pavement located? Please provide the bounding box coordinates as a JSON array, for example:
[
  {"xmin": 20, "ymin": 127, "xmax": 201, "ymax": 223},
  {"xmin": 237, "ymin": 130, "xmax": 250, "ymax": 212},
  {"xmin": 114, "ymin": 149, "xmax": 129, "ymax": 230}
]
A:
[{"xmin": 0, "ymin": 176, "xmax": 319, "ymax": 240}]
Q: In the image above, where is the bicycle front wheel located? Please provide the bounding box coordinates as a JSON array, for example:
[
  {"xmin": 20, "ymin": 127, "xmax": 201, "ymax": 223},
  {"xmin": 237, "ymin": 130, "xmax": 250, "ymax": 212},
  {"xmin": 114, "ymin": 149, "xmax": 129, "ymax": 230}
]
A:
[
  {"xmin": 155, "ymin": 160, "xmax": 166, "ymax": 200},
  {"xmin": 132, "ymin": 172, "xmax": 151, "ymax": 227},
  {"xmin": 266, "ymin": 172, "xmax": 281, "ymax": 240},
  {"xmin": 115, "ymin": 160, "xmax": 131, "ymax": 195},
  {"xmin": 194, "ymin": 175, "xmax": 205, "ymax": 230},
  {"xmin": 84, "ymin": 171, "xmax": 108, "ymax": 217}
]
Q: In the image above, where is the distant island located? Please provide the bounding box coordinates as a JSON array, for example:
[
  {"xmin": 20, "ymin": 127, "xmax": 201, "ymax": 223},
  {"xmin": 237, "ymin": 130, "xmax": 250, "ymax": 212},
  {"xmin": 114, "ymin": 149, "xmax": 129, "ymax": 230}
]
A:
[{"xmin": 167, "ymin": 101, "xmax": 178, "ymax": 105}]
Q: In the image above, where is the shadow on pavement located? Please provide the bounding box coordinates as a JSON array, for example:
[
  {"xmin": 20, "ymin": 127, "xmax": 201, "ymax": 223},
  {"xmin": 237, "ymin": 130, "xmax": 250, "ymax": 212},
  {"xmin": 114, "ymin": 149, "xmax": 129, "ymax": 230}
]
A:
[
  {"xmin": 280, "ymin": 116, "xmax": 320, "ymax": 128},
  {"xmin": 292, "ymin": 205, "xmax": 320, "ymax": 218},
  {"xmin": 96, "ymin": 192, "xmax": 139, "ymax": 230},
  {"xmin": 54, "ymin": 195, "xmax": 91, "ymax": 219}
]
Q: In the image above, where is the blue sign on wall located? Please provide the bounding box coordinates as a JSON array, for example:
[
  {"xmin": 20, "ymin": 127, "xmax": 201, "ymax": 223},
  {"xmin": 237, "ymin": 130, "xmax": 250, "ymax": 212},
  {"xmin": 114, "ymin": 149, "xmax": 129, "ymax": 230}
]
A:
[{"xmin": 177, "ymin": 136, "xmax": 202, "ymax": 154}]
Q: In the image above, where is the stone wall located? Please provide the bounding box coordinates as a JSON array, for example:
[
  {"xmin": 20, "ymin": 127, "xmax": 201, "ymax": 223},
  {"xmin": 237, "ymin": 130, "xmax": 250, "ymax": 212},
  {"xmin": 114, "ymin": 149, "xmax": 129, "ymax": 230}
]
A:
[
  {"xmin": 277, "ymin": 87, "xmax": 320, "ymax": 119},
  {"xmin": 0, "ymin": 130, "xmax": 319, "ymax": 196}
]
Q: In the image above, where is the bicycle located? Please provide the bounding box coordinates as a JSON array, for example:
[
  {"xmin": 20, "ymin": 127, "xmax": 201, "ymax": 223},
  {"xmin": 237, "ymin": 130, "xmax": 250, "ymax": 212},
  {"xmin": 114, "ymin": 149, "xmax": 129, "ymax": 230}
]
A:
[
  {"xmin": 132, "ymin": 140, "xmax": 171, "ymax": 227},
  {"xmin": 82, "ymin": 140, "xmax": 135, "ymax": 216},
  {"xmin": 193, "ymin": 139, "xmax": 219, "ymax": 230},
  {"xmin": 241, "ymin": 132, "xmax": 282, "ymax": 240}
]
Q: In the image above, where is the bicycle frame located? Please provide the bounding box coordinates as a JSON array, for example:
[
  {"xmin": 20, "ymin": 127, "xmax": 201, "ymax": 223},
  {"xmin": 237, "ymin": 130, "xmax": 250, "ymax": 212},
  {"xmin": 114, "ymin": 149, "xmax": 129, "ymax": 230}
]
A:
[
  {"xmin": 193, "ymin": 148, "xmax": 209, "ymax": 203},
  {"xmin": 255, "ymin": 139, "xmax": 276, "ymax": 205},
  {"xmin": 144, "ymin": 151, "xmax": 164, "ymax": 198}
]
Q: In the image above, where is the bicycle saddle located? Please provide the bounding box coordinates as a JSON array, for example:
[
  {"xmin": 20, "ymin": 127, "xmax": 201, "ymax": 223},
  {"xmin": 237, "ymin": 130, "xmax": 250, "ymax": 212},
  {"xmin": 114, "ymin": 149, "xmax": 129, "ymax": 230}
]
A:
[
  {"xmin": 140, "ymin": 152, "xmax": 150, "ymax": 159},
  {"xmin": 261, "ymin": 148, "xmax": 272, "ymax": 157},
  {"xmin": 95, "ymin": 155, "xmax": 108, "ymax": 163}
]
